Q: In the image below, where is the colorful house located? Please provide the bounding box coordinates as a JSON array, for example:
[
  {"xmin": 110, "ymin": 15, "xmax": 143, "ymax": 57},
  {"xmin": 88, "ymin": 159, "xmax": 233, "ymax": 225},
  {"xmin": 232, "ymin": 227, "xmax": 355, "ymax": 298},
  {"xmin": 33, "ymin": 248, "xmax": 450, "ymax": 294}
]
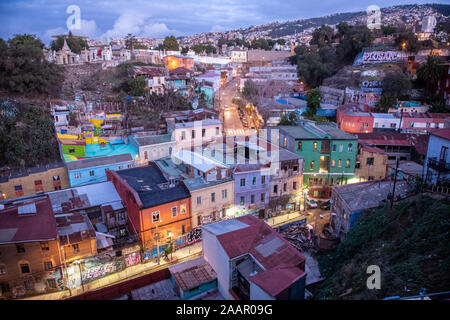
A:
[
  {"xmin": 195, "ymin": 72, "xmax": 221, "ymax": 92},
  {"xmin": 60, "ymin": 139, "xmax": 86, "ymax": 159},
  {"xmin": 66, "ymin": 154, "xmax": 135, "ymax": 187},
  {"xmin": 106, "ymin": 164, "xmax": 192, "ymax": 255},
  {"xmin": 163, "ymin": 55, "xmax": 194, "ymax": 71},
  {"xmin": 423, "ymin": 128, "xmax": 450, "ymax": 185},
  {"xmin": 273, "ymin": 121, "xmax": 358, "ymax": 199}
]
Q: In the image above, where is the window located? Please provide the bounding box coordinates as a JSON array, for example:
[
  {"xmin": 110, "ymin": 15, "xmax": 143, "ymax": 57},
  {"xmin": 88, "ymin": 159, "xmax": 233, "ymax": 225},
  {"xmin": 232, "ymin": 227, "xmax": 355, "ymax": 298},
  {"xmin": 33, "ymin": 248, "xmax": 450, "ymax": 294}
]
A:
[
  {"xmin": 180, "ymin": 204, "xmax": 186, "ymax": 214},
  {"xmin": 44, "ymin": 261, "xmax": 53, "ymax": 271},
  {"xmin": 293, "ymin": 166, "xmax": 298, "ymax": 172},
  {"xmin": 274, "ymin": 185, "xmax": 278, "ymax": 193},
  {"xmin": 192, "ymin": 130, "xmax": 195, "ymax": 139},
  {"xmin": 53, "ymin": 176, "xmax": 60, "ymax": 181},
  {"xmin": 261, "ymin": 193, "xmax": 265, "ymax": 202},
  {"xmin": 338, "ymin": 159, "xmax": 342, "ymax": 167},
  {"xmin": 348, "ymin": 144, "xmax": 353, "ymax": 152},
  {"xmin": 118, "ymin": 166, "xmax": 123, "ymax": 170},
  {"xmin": 332, "ymin": 159, "xmax": 336, "ymax": 167},
  {"xmin": 216, "ymin": 127, "xmax": 220, "ymax": 135},
  {"xmin": 240, "ymin": 178, "xmax": 246, "ymax": 187},
  {"xmin": 283, "ymin": 137, "xmax": 287, "ymax": 147},
  {"xmin": 152, "ymin": 211, "xmax": 160, "ymax": 223},
  {"xmin": 69, "ymin": 148, "xmax": 75, "ymax": 153},
  {"xmin": 261, "ymin": 176, "xmax": 266, "ymax": 184},
  {"xmin": 211, "ymin": 192, "xmax": 215, "ymax": 203},
  {"xmin": 240, "ymin": 196, "xmax": 245, "ymax": 206},
  {"xmin": 202, "ymin": 128, "xmax": 206, "ymax": 137},
  {"xmin": 222, "ymin": 189, "xmax": 227, "ymax": 199},
  {"xmin": 313, "ymin": 141, "xmax": 318, "ymax": 152},
  {"xmin": 0, "ymin": 264, "xmax": 6, "ymax": 275},
  {"xmin": 89, "ymin": 170, "xmax": 95, "ymax": 177},
  {"xmin": 72, "ymin": 244, "xmax": 79, "ymax": 254},
  {"xmin": 40, "ymin": 241, "xmax": 49, "ymax": 251},
  {"xmin": 47, "ymin": 279, "xmax": 57, "ymax": 289},
  {"xmin": 283, "ymin": 183, "xmax": 287, "ymax": 192},
  {"xmin": 127, "ymin": 164, "xmax": 133, "ymax": 168},
  {"xmin": 181, "ymin": 225, "xmax": 186, "ymax": 235},
  {"xmin": 35, "ymin": 180, "xmax": 42, "ymax": 186},
  {"xmin": 366, "ymin": 157, "xmax": 374, "ymax": 166},
  {"xmin": 439, "ymin": 146, "xmax": 449, "ymax": 161},
  {"xmin": 197, "ymin": 196, "xmax": 201, "ymax": 205},
  {"xmin": 390, "ymin": 123, "xmax": 396, "ymax": 128},
  {"xmin": 250, "ymin": 195, "xmax": 255, "ymax": 204},
  {"xmin": 297, "ymin": 141, "xmax": 302, "ymax": 151},
  {"xmin": 293, "ymin": 181, "xmax": 297, "ymax": 190},
  {"xmin": 181, "ymin": 131, "xmax": 186, "ymax": 140},
  {"xmin": 310, "ymin": 161, "xmax": 314, "ymax": 170},
  {"xmin": 252, "ymin": 177, "xmax": 256, "ymax": 185},
  {"xmin": 339, "ymin": 144, "xmax": 343, "ymax": 152},
  {"xmin": 346, "ymin": 159, "xmax": 351, "ymax": 168},
  {"xmin": 197, "ymin": 215, "xmax": 202, "ymax": 226},
  {"xmin": 171, "ymin": 207, "xmax": 177, "ymax": 218},
  {"xmin": 144, "ymin": 151, "xmax": 148, "ymax": 160},
  {"xmin": 16, "ymin": 244, "xmax": 25, "ymax": 253},
  {"xmin": 20, "ymin": 264, "xmax": 30, "ymax": 274},
  {"xmin": 74, "ymin": 173, "xmax": 82, "ymax": 179},
  {"xmin": 332, "ymin": 144, "xmax": 337, "ymax": 152}
]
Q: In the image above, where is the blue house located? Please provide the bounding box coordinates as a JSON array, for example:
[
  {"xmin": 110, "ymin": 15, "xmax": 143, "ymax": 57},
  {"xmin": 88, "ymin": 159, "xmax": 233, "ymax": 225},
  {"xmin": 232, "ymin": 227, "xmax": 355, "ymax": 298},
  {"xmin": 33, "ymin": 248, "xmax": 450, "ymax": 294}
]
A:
[
  {"xmin": 423, "ymin": 128, "xmax": 450, "ymax": 185},
  {"xmin": 66, "ymin": 153, "xmax": 136, "ymax": 187}
]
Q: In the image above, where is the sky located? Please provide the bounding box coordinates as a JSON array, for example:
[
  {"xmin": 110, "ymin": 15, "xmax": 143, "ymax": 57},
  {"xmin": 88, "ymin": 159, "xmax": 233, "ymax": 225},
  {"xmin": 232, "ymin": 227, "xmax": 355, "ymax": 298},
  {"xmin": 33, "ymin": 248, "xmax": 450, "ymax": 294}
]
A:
[{"xmin": 0, "ymin": 0, "xmax": 448, "ymax": 44}]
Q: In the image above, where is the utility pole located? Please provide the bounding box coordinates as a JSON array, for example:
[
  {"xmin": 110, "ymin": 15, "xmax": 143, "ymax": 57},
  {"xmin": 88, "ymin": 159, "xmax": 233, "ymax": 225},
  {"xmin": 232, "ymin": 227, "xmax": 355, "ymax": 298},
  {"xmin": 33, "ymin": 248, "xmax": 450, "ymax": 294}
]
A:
[
  {"xmin": 397, "ymin": 108, "xmax": 403, "ymax": 133},
  {"xmin": 155, "ymin": 225, "xmax": 160, "ymax": 265},
  {"xmin": 390, "ymin": 158, "xmax": 400, "ymax": 209}
]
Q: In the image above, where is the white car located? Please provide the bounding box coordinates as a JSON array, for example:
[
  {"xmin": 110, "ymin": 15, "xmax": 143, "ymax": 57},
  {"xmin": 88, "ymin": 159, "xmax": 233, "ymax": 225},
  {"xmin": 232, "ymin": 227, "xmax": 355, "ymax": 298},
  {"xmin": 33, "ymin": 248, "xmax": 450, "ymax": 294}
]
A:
[
  {"xmin": 305, "ymin": 198, "xmax": 318, "ymax": 209},
  {"xmin": 223, "ymin": 105, "xmax": 229, "ymax": 111}
]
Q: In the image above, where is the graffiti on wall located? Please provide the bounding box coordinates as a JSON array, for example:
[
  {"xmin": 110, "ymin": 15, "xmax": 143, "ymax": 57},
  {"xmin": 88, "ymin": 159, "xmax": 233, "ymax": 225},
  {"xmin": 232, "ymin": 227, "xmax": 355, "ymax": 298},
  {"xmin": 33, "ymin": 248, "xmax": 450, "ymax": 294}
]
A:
[
  {"xmin": 186, "ymin": 227, "xmax": 202, "ymax": 244},
  {"xmin": 362, "ymin": 51, "xmax": 401, "ymax": 64},
  {"xmin": 81, "ymin": 260, "xmax": 123, "ymax": 284},
  {"xmin": 125, "ymin": 251, "xmax": 141, "ymax": 267}
]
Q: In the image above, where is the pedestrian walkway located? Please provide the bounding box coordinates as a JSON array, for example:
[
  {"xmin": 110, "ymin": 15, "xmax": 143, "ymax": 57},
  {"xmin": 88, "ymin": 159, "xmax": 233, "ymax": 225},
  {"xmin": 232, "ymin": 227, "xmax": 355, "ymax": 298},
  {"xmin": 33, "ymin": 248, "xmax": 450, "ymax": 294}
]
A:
[
  {"xmin": 23, "ymin": 211, "xmax": 322, "ymax": 300},
  {"xmin": 23, "ymin": 242, "xmax": 202, "ymax": 300}
]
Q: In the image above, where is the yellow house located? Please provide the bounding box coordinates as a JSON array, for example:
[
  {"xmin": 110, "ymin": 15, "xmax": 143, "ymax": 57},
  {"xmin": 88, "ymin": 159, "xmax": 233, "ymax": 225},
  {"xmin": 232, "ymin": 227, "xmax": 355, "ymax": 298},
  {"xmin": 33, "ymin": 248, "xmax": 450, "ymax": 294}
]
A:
[{"xmin": 355, "ymin": 144, "xmax": 388, "ymax": 182}]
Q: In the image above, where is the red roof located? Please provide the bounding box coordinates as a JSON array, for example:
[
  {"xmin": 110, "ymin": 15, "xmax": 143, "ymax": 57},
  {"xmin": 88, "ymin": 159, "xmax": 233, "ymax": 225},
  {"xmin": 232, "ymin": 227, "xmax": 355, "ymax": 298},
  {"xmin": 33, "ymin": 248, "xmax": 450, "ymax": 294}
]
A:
[
  {"xmin": 134, "ymin": 66, "xmax": 165, "ymax": 77},
  {"xmin": 56, "ymin": 213, "xmax": 97, "ymax": 246},
  {"xmin": 0, "ymin": 196, "xmax": 58, "ymax": 243},
  {"xmin": 362, "ymin": 145, "xmax": 386, "ymax": 155},
  {"xmin": 429, "ymin": 128, "xmax": 450, "ymax": 141},
  {"xmin": 216, "ymin": 215, "xmax": 306, "ymax": 297},
  {"xmin": 169, "ymin": 67, "xmax": 191, "ymax": 75}
]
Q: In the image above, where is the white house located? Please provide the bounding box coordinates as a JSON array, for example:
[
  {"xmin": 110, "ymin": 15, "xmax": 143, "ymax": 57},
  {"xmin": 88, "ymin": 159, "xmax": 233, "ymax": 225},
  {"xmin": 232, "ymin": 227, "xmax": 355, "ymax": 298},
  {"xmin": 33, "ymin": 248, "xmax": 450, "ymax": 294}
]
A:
[
  {"xmin": 172, "ymin": 119, "xmax": 222, "ymax": 148},
  {"xmin": 372, "ymin": 113, "xmax": 400, "ymax": 130}
]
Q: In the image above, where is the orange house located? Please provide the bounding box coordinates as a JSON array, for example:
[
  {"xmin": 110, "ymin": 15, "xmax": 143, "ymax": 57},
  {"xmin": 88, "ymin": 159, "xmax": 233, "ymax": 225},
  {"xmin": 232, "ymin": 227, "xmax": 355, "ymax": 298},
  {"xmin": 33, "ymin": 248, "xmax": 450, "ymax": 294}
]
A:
[
  {"xmin": 163, "ymin": 55, "xmax": 194, "ymax": 71},
  {"xmin": 106, "ymin": 164, "xmax": 192, "ymax": 251}
]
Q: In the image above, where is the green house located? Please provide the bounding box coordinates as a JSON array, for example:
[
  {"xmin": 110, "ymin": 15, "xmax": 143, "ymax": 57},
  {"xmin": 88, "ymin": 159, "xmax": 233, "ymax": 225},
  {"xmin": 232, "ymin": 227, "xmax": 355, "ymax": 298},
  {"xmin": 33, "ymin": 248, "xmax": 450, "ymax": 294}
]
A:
[
  {"xmin": 274, "ymin": 121, "xmax": 358, "ymax": 199},
  {"xmin": 60, "ymin": 139, "xmax": 86, "ymax": 158}
]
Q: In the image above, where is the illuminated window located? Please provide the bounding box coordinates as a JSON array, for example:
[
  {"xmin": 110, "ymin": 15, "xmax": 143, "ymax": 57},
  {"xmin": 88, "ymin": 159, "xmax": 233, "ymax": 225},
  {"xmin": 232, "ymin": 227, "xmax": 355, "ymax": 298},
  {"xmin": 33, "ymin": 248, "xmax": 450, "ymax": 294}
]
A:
[
  {"xmin": 298, "ymin": 141, "xmax": 302, "ymax": 151},
  {"xmin": 348, "ymin": 144, "xmax": 353, "ymax": 152},
  {"xmin": 72, "ymin": 244, "xmax": 79, "ymax": 254},
  {"xmin": 332, "ymin": 160, "xmax": 336, "ymax": 167},
  {"xmin": 313, "ymin": 141, "xmax": 318, "ymax": 152},
  {"xmin": 44, "ymin": 261, "xmax": 53, "ymax": 271},
  {"xmin": 310, "ymin": 161, "xmax": 314, "ymax": 170},
  {"xmin": 338, "ymin": 159, "xmax": 342, "ymax": 167},
  {"xmin": 152, "ymin": 211, "xmax": 160, "ymax": 223},
  {"xmin": 180, "ymin": 204, "xmax": 186, "ymax": 214},
  {"xmin": 346, "ymin": 159, "xmax": 351, "ymax": 168},
  {"xmin": 283, "ymin": 137, "xmax": 287, "ymax": 147},
  {"xmin": 40, "ymin": 241, "xmax": 49, "ymax": 251},
  {"xmin": 171, "ymin": 207, "xmax": 177, "ymax": 218}
]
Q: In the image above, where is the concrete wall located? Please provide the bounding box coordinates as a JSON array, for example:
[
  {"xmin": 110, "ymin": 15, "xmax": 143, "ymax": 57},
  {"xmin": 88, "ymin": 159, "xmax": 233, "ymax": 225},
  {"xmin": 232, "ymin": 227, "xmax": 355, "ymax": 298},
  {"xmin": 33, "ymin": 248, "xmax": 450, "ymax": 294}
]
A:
[
  {"xmin": 201, "ymin": 229, "xmax": 232, "ymax": 300},
  {"xmin": 250, "ymin": 282, "xmax": 275, "ymax": 300},
  {"xmin": 234, "ymin": 169, "xmax": 270, "ymax": 210}
]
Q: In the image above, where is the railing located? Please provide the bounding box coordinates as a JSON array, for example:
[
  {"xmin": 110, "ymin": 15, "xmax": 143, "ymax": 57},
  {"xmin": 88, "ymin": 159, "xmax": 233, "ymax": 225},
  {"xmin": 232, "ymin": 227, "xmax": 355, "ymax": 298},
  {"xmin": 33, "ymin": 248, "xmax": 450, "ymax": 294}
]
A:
[{"xmin": 428, "ymin": 157, "xmax": 450, "ymax": 172}]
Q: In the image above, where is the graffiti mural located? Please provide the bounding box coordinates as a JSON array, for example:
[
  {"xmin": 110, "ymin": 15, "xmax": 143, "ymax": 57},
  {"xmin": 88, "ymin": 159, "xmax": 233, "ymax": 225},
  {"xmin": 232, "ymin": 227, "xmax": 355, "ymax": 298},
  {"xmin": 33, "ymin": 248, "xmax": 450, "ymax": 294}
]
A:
[
  {"xmin": 186, "ymin": 227, "xmax": 202, "ymax": 244},
  {"xmin": 362, "ymin": 51, "xmax": 401, "ymax": 64},
  {"xmin": 125, "ymin": 251, "xmax": 141, "ymax": 267},
  {"xmin": 80, "ymin": 258, "xmax": 124, "ymax": 284}
]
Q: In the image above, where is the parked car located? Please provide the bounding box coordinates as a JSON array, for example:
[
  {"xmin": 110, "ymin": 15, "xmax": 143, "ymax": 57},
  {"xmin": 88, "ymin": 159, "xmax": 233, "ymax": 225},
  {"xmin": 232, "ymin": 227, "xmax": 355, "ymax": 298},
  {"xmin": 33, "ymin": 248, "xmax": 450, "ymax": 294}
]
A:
[
  {"xmin": 305, "ymin": 197, "xmax": 318, "ymax": 209},
  {"xmin": 320, "ymin": 200, "xmax": 331, "ymax": 210}
]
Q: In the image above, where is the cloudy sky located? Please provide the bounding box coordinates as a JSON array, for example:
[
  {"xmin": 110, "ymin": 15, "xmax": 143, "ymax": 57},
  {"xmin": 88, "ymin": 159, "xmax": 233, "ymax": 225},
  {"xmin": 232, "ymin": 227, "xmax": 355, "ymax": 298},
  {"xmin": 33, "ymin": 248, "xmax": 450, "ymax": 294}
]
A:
[{"xmin": 0, "ymin": 0, "xmax": 447, "ymax": 44}]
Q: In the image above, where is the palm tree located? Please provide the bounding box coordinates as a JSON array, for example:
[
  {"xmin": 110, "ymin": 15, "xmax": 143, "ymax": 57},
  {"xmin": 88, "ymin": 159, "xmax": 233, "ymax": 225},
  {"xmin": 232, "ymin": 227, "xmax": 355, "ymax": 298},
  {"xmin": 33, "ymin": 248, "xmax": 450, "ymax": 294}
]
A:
[{"xmin": 416, "ymin": 55, "xmax": 444, "ymax": 95}]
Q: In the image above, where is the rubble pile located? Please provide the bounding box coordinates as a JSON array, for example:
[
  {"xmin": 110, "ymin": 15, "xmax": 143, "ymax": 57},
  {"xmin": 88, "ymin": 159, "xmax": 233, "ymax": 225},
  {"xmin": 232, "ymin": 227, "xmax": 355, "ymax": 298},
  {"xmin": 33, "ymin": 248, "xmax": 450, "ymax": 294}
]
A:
[{"xmin": 280, "ymin": 225, "xmax": 317, "ymax": 254}]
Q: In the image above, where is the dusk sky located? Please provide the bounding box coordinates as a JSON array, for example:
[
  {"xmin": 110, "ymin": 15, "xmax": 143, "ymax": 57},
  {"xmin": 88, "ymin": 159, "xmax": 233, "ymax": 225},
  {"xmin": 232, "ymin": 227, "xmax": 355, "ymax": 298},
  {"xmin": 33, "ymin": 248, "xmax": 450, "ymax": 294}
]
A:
[{"xmin": 1, "ymin": 0, "xmax": 448, "ymax": 44}]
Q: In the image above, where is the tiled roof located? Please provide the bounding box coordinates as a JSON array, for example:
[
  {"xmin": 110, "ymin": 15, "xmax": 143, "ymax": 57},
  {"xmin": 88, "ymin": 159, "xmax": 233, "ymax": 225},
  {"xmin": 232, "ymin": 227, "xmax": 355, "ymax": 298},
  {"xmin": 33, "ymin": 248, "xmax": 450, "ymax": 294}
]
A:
[
  {"xmin": 134, "ymin": 134, "xmax": 173, "ymax": 146},
  {"xmin": 209, "ymin": 214, "xmax": 306, "ymax": 297},
  {"xmin": 0, "ymin": 196, "xmax": 58, "ymax": 243},
  {"xmin": 134, "ymin": 66, "xmax": 165, "ymax": 77},
  {"xmin": 169, "ymin": 257, "xmax": 217, "ymax": 291},
  {"xmin": 429, "ymin": 128, "xmax": 450, "ymax": 141},
  {"xmin": 56, "ymin": 213, "xmax": 97, "ymax": 246},
  {"xmin": 116, "ymin": 165, "xmax": 190, "ymax": 208}
]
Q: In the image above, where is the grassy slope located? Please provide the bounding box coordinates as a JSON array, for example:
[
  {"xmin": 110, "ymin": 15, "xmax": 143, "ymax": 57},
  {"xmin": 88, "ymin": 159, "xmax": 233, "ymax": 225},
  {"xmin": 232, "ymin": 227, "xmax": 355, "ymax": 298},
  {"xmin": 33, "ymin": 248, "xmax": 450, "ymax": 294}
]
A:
[{"xmin": 315, "ymin": 194, "xmax": 450, "ymax": 300}]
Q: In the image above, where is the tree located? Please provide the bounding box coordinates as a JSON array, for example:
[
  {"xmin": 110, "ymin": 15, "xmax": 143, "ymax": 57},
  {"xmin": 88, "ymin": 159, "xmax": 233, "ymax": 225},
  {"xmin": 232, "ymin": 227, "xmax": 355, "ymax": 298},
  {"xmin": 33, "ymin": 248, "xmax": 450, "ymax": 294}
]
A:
[
  {"xmin": 395, "ymin": 31, "xmax": 420, "ymax": 53},
  {"xmin": 310, "ymin": 25, "xmax": 335, "ymax": 48},
  {"xmin": 428, "ymin": 94, "xmax": 449, "ymax": 113},
  {"xmin": 181, "ymin": 46, "xmax": 189, "ymax": 54},
  {"xmin": 278, "ymin": 112, "xmax": 297, "ymax": 125},
  {"xmin": 128, "ymin": 76, "xmax": 146, "ymax": 96},
  {"xmin": 416, "ymin": 55, "xmax": 444, "ymax": 95},
  {"xmin": 382, "ymin": 72, "xmax": 411, "ymax": 98},
  {"xmin": 241, "ymin": 79, "xmax": 259, "ymax": 105},
  {"xmin": 381, "ymin": 25, "xmax": 397, "ymax": 36},
  {"xmin": 305, "ymin": 88, "xmax": 322, "ymax": 116},
  {"xmin": 276, "ymin": 39, "xmax": 286, "ymax": 45},
  {"xmin": 50, "ymin": 31, "xmax": 89, "ymax": 54},
  {"xmin": 0, "ymin": 34, "xmax": 64, "ymax": 96},
  {"xmin": 335, "ymin": 24, "xmax": 374, "ymax": 63},
  {"xmin": 163, "ymin": 35, "xmax": 179, "ymax": 51},
  {"xmin": 374, "ymin": 94, "xmax": 397, "ymax": 113}
]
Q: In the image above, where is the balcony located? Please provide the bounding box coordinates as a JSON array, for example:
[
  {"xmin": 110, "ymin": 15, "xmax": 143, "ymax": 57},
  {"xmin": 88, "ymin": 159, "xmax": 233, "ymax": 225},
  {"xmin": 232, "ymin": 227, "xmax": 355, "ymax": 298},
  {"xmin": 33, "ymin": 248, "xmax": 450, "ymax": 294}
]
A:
[{"xmin": 428, "ymin": 157, "xmax": 450, "ymax": 172}]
